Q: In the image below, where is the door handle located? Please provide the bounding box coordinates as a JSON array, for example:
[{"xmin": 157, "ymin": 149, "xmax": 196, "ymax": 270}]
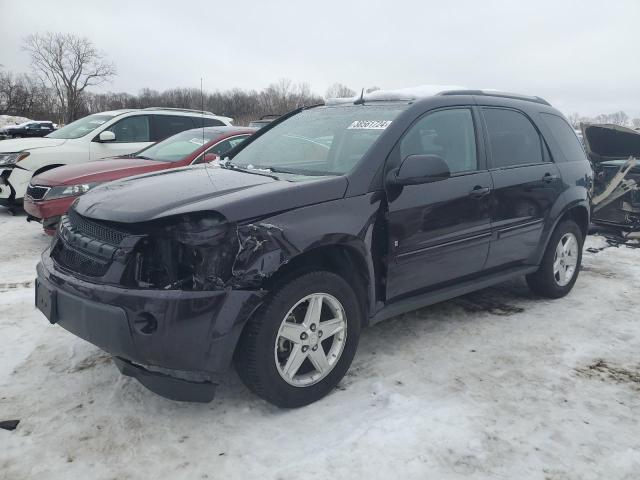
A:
[
  {"xmin": 542, "ymin": 172, "xmax": 559, "ymax": 183},
  {"xmin": 469, "ymin": 186, "xmax": 491, "ymax": 199}
]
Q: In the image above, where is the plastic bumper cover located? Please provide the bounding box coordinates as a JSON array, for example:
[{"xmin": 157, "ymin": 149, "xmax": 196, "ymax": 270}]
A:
[{"xmin": 36, "ymin": 254, "xmax": 265, "ymax": 402}]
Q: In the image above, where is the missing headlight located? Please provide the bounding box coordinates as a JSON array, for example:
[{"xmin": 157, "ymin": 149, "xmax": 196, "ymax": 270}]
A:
[{"xmin": 128, "ymin": 212, "xmax": 238, "ymax": 291}]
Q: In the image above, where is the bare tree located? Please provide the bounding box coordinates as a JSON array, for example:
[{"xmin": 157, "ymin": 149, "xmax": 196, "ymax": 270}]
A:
[
  {"xmin": 325, "ymin": 83, "xmax": 355, "ymax": 98},
  {"xmin": 23, "ymin": 32, "xmax": 116, "ymax": 122}
]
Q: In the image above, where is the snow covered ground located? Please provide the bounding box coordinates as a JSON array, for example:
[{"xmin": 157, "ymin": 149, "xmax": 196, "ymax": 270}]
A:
[{"xmin": 1, "ymin": 209, "xmax": 639, "ymax": 480}]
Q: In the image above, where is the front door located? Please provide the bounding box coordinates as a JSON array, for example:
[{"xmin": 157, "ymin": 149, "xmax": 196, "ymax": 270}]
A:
[
  {"xmin": 480, "ymin": 107, "xmax": 564, "ymax": 269},
  {"xmin": 90, "ymin": 115, "xmax": 154, "ymax": 160},
  {"xmin": 385, "ymin": 107, "xmax": 493, "ymax": 300}
]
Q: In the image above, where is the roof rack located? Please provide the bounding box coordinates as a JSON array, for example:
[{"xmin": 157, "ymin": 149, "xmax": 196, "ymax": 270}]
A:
[
  {"xmin": 439, "ymin": 90, "xmax": 551, "ymax": 106},
  {"xmin": 143, "ymin": 107, "xmax": 216, "ymax": 115}
]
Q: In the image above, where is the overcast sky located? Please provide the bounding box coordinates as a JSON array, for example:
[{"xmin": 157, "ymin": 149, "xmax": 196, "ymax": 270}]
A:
[{"xmin": 1, "ymin": 0, "xmax": 639, "ymax": 117}]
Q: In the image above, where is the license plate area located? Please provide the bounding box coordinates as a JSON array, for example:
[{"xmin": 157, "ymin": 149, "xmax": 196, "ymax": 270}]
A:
[{"xmin": 35, "ymin": 279, "xmax": 57, "ymax": 324}]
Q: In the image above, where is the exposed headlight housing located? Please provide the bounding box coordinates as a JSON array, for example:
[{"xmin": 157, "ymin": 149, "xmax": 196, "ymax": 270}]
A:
[
  {"xmin": 128, "ymin": 212, "xmax": 238, "ymax": 291},
  {"xmin": 45, "ymin": 183, "xmax": 99, "ymax": 200},
  {"xmin": 0, "ymin": 152, "xmax": 29, "ymax": 167}
]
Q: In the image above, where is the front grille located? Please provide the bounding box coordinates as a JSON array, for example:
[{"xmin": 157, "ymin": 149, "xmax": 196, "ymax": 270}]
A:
[
  {"xmin": 52, "ymin": 242, "xmax": 110, "ymax": 277},
  {"xmin": 26, "ymin": 184, "xmax": 50, "ymax": 200},
  {"xmin": 68, "ymin": 209, "xmax": 128, "ymax": 246}
]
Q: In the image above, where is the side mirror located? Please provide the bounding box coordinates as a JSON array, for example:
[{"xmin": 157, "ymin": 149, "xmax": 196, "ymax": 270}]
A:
[
  {"xmin": 388, "ymin": 154, "xmax": 451, "ymax": 186},
  {"xmin": 203, "ymin": 153, "xmax": 219, "ymax": 163},
  {"xmin": 98, "ymin": 130, "xmax": 116, "ymax": 142}
]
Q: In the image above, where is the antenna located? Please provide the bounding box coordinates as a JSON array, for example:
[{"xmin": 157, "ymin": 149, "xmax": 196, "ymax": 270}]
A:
[
  {"xmin": 201, "ymin": 77, "xmax": 205, "ymax": 147},
  {"xmin": 353, "ymin": 88, "xmax": 365, "ymax": 105}
]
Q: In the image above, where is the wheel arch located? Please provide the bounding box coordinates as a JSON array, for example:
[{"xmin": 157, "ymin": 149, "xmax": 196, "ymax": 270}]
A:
[
  {"xmin": 262, "ymin": 243, "xmax": 372, "ymax": 322},
  {"xmin": 534, "ymin": 201, "xmax": 590, "ymax": 265}
]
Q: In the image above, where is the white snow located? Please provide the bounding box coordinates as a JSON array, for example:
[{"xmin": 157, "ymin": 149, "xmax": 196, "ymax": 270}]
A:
[
  {"xmin": 1, "ymin": 210, "xmax": 640, "ymax": 479},
  {"xmin": 0, "ymin": 115, "xmax": 31, "ymax": 130},
  {"xmin": 326, "ymin": 84, "xmax": 468, "ymax": 104}
]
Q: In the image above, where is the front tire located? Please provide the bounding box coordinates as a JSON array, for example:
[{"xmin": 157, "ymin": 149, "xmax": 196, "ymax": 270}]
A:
[
  {"xmin": 526, "ymin": 220, "xmax": 583, "ymax": 298},
  {"xmin": 235, "ymin": 271, "xmax": 362, "ymax": 408}
]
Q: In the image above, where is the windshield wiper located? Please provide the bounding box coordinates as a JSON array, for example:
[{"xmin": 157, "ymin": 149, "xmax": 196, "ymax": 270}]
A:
[{"xmin": 220, "ymin": 163, "xmax": 280, "ymax": 180}]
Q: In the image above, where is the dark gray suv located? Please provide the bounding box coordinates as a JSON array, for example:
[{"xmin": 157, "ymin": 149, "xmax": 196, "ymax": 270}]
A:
[{"xmin": 35, "ymin": 89, "xmax": 593, "ymax": 407}]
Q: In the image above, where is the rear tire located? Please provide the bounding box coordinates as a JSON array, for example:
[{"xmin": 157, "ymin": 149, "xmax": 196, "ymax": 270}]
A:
[
  {"xmin": 235, "ymin": 271, "xmax": 361, "ymax": 408},
  {"xmin": 526, "ymin": 220, "xmax": 583, "ymax": 298}
]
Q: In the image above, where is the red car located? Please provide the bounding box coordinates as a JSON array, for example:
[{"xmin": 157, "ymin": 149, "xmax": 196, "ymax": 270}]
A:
[{"xmin": 24, "ymin": 126, "xmax": 255, "ymax": 234}]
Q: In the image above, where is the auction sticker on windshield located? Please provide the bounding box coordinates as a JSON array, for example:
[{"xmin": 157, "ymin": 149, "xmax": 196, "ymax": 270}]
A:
[{"xmin": 347, "ymin": 120, "xmax": 392, "ymax": 130}]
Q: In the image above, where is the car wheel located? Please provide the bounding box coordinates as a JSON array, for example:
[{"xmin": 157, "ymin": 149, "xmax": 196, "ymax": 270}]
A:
[
  {"xmin": 235, "ymin": 271, "xmax": 361, "ymax": 408},
  {"xmin": 526, "ymin": 220, "xmax": 583, "ymax": 298},
  {"xmin": 12, "ymin": 134, "xmax": 21, "ymax": 139}
]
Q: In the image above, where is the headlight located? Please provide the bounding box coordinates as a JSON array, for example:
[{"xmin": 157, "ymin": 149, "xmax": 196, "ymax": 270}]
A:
[
  {"xmin": 130, "ymin": 212, "xmax": 237, "ymax": 290},
  {"xmin": 0, "ymin": 152, "xmax": 29, "ymax": 167},
  {"xmin": 45, "ymin": 183, "xmax": 99, "ymax": 200}
]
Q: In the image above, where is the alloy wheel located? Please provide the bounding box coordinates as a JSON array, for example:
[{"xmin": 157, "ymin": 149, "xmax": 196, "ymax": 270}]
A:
[
  {"xmin": 274, "ymin": 293, "xmax": 347, "ymax": 387},
  {"xmin": 553, "ymin": 232, "xmax": 579, "ymax": 286}
]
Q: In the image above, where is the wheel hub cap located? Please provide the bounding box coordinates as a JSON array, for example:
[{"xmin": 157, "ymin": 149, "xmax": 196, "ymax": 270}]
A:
[
  {"xmin": 274, "ymin": 293, "xmax": 347, "ymax": 387},
  {"xmin": 553, "ymin": 232, "xmax": 579, "ymax": 287}
]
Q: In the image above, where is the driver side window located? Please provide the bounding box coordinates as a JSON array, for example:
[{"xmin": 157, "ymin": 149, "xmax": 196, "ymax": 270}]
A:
[
  {"xmin": 400, "ymin": 108, "xmax": 478, "ymax": 174},
  {"xmin": 105, "ymin": 115, "xmax": 150, "ymax": 143}
]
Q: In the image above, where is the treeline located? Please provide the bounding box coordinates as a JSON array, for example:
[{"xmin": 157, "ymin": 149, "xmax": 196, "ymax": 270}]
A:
[
  {"xmin": 0, "ymin": 72, "xmax": 325, "ymax": 125},
  {"xmin": 2, "ymin": 67, "xmax": 639, "ymax": 128}
]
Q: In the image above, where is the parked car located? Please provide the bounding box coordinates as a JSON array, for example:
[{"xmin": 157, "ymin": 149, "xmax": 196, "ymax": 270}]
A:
[
  {"xmin": 0, "ymin": 108, "xmax": 232, "ymax": 209},
  {"xmin": 35, "ymin": 88, "xmax": 592, "ymax": 407},
  {"xmin": 24, "ymin": 126, "xmax": 255, "ymax": 234},
  {"xmin": 583, "ymin": 123, "xmax": 640, "ymax": 232},
  {"xmin": 248, "ymin": 114, "xmax": 281, "ymax": 129},
  {"xmin": 0, "ymin": 121, "xmax": 56, "ymax": 139}
]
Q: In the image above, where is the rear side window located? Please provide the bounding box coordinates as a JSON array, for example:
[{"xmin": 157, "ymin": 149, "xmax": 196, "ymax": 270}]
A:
[
  {"xmin": 400, "ymin": 108, "xmax": 477, "ymax": 174},
  {"xmin": 540, "ymin": 113, "xmax": 587, "ymax": 162},
  {"xmin": 193, "ymin": 117, "xmax": 225, "ymax": 128},
  {"xmin": 106, "ymin": 115, "xmax": 150, "ymax": 143},
  {"xmin": 151, "ymin": 115, "xmax": 196, "ymax": 141},
  {"xmin": 483, "ymin": 108, "xmax": 544, "ymax": 168}
]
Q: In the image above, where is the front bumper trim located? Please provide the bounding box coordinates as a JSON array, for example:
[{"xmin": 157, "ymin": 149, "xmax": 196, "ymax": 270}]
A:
[{"xmin": 114, "ymin": 357, "xmax": 217, "ymax": 402}]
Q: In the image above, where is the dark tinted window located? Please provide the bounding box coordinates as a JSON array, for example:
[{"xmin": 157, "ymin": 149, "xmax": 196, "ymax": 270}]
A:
[
  {"xmin": 151, "ymin": 115, "xmax": 197, "ymax": 141},
  {"xmin": 400, "ymin": 108, "xmax": 477, "ymax": 173},
  {"xmin": 208, "ymin": 135, "xmax": 250, "ymax": 156},
  {"xmin": 540, "ymin": 113, "xmax": 587, "ymax": 162},
  {"xmin": 192, "ymin": 117, "xmax": 225, "ymax": 128},
  {"xmin": 107, "ymin": 115, "xmax": 150, "ymax": 143},
  {"xmin": 483, "ymin": 108, "xmax": 544, "ymax": 168}
]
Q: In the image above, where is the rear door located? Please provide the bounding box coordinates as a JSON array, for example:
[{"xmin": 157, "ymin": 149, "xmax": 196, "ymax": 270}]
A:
[
  {"xmin": 90, "ymin": 114, "xmax": 153, "ymax": 160},
  {"xmin": 150, "ymin": 115, "xmax": 197, "ymax": 142},
  {"xmin": 480, "ymin": 107, "xmax": 563, "ymax": 269},
  {"xmin": 385, "ymin": 107, "xmax": 493, "ymax": 300}
]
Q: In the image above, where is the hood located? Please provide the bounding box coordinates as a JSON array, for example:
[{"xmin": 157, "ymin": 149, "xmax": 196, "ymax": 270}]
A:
[
  {"xmin": 74, "ymin": 165, "xmax": 348, "ymax": 223},
  {"xmin": 32, "ymin": 158, "xmax": 170, "ymax": 186},
  {"xmin": 582, "ymin": 123, "xmax": 640, "ymax": 163},
  {"xmin": 0, "ymin": 137, "xmax": 67, "ymax": 152}
]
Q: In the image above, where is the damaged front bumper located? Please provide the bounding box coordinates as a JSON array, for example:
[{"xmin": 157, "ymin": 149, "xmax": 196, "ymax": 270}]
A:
[{"xmin": 36, "ymin": 254, "xmax": 265, "ymax": 402}]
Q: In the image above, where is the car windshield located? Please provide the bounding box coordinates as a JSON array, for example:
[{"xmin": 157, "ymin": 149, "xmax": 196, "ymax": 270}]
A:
[
  {"xmin": 231, "ymin": 105, "xmax": 404, "ymax": 176},
  {"xmin": 135, "ymin": 130, "xmax": 223, "ymax": 162},
  {"xmin": 46, "ymin": 114, "xmax": 114, "ymax": 139}
]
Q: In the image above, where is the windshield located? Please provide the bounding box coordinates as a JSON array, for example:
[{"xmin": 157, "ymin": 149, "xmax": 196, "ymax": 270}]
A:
[
  {"xmin": 231, "ymin": 105, "xmax": 404, "ymax": 175},
  {"xmin": 46, "ymin": 114, "xmax": 114, "ymax": 139},
  {"xmin": 136, "ymin": 130, "xmax": 223, "ymax": 162}
]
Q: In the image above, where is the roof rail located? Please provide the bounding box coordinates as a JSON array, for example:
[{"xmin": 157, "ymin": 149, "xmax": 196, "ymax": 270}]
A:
[
  {"xmin": 142, "ymin": 107, "xmax": 216, "ymax": 115},
  {"xmin": 439, "ymin": 90, "xmax": 551, "ymax": 106}
]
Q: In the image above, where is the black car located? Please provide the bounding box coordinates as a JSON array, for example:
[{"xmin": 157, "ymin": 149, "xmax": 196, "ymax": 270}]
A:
[
  {"xmin": 35, "ymin": 89, "xmax": 592, "ymax": 407},
  {"xmin": 0, "ymin": 121, "xmax": 55, "ymax": 138}
]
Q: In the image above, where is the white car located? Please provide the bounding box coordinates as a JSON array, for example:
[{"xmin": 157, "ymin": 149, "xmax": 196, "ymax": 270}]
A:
[{"xmin": 0, "ymin": 108, "xmax": 232, "ymax": 208}]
